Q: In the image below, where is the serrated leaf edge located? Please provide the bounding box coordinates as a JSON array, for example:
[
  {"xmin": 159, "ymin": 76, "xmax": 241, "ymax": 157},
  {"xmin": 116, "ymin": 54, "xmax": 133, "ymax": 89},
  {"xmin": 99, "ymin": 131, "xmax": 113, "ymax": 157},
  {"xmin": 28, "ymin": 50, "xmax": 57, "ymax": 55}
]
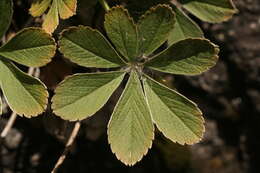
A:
[
  {"xmin": 0, "ymin": 27, "xmax": 56, "ymax": 67},
  {"xmin": 58, "ymin": 25, "xmax": 127, "ymax": 66},
  {"xmin": 143, "ymin": 74, "xmax": 205, "ymax": 145}
]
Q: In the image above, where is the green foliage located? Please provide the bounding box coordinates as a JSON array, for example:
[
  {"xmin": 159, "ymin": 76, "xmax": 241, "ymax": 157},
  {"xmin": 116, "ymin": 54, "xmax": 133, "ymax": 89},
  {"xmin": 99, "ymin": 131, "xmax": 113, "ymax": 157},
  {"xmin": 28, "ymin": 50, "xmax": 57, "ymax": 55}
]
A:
[
  {"xmin": 0, "ymin": 0, "xmax": 237, "ymax": 167},
  {"xmin": 0, "ymin": 0, "xmax": 56, "ymax": 117},
  {"xmin": 52, "ymin": 4, "xmax": 219, "ymax": 165},
  {"xmin": 0, "ymin": 28, "xmax": 56, "ymax": 117},
  {"xmin": 178, "ymin": 0, "xmax": 238, "ymax": 23},
  {"xmin": 29, "ymin": 0, "xmax": 77, "ymax": 33}
]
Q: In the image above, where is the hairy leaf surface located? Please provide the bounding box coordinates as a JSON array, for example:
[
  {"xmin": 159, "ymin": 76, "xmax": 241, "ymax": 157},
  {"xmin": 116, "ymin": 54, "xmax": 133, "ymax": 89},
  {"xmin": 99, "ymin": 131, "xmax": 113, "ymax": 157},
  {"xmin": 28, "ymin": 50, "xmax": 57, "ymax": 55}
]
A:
[
  {"xmin": 146, "ymin": 38, "xmax": 219, "ymax": 75},
  {"xmin": 59, "ymin": 26, "xmax": 125, "ymax": 68},
  {"xmin": 0, "ymin": 28, "xmax": 56, "ymax": 67},
  {"xmin": 144, "ymin": 75, "xmax": 204, "ymax": 144},
  {"xmin": 138, "ymin": 4, "xmax": 175, "ymax": 56},
  {"xmin": 108, "ymin": 71, "xmax": 154, "ymax": 165},
  {"xmin": 105, "ymin": 6, "xmax": 138, "ymax": 61},
  {"xmin": 52, "ymin": 71, "xmax": 125, "ymax": 121},
  {"xmin": 0, "ymin": 59, "xmax": 48, "ymax": 117}
]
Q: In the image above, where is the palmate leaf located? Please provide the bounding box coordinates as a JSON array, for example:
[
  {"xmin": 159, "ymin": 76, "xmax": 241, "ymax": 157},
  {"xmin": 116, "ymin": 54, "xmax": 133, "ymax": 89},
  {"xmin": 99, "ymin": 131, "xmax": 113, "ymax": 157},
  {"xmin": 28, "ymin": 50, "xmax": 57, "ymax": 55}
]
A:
[
  {"xmin": 108, "ymin": 71, "xmax": 154, "ymax": 166},
  {"xmin": 0, "ymin": 0, "xmax": 13, "ymax": 39},
  {"xmin": 146, "ymin": 38, "xmax": 219, "ymax": 75},
  {"xmin": 178, "ymin": 0, "xmax": 238, "ymax": 23},
  {"xmin": 0, "ymin": 28, "xmax": 56, "ymax": 67},
  {"xmin": 168, "ymin": 5, "xmax": 203, "ymax": 45},
  {"xmin": 104, "ymin": 6, "xmax": 139, "ymax": 61},
  {"xmin": 52, "ymin": 71, "xmax": 125, "ymax": 121},
  {"xmin": 0, "ymin": 59, "xmax": 48, "ymax": 117},
  {"xmin": 59, "ymin": 26, "xmax": 125, "ymax": 68},
  {"xmin": 138, "ymin": 4, "xmax": 175, "ymax": 56},
  {"xmin": 29, "ymin": 0, "xmax": 77, "ymax": 33},
  {"xmin": 143, "ymin": 74, "xmax": 204, "ymax": 145}
]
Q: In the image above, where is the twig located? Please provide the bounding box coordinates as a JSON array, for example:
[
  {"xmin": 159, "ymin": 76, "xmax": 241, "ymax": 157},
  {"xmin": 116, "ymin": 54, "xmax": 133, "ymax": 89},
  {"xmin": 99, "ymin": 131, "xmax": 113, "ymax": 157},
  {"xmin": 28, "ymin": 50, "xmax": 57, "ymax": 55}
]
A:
[
  {"xmin": 0, "ymin": 67, "xmax": 36, "ymax": 139},
  {"xmin": 51, "ymin": 121, "xmax": 81, "ymax": 173}
]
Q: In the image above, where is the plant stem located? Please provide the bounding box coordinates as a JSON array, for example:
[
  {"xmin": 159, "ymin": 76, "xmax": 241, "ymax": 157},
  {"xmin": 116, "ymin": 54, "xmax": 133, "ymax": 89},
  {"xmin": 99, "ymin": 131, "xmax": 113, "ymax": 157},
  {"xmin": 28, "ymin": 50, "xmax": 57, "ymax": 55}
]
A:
[
  {"xmin": 51, "ymin": 121, "xmax": 81, "ymax": 173},
  {"xmin": 99, "ymin": 0, "xmax": 110, "ymax": 12}
]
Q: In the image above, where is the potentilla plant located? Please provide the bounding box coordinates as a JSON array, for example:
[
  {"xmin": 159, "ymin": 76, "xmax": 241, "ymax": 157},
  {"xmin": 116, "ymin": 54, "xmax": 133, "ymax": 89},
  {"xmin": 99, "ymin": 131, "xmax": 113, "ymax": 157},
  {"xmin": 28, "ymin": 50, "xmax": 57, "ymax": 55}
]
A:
[
  {"xmin": 51, "ymin": 4, "xmax": 219, "ymax": 165},
  {"xmin": 0, "ymin": 0, "xmax": 56, "ymax": 117}
]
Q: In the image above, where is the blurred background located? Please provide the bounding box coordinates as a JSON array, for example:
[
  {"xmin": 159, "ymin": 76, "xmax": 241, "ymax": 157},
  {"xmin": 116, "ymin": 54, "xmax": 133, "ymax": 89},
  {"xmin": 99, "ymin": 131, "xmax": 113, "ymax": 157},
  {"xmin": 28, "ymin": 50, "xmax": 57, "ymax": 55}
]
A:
[{"xmin": 0, "ymin": 0, "xmax": 259, "ymax": 172}]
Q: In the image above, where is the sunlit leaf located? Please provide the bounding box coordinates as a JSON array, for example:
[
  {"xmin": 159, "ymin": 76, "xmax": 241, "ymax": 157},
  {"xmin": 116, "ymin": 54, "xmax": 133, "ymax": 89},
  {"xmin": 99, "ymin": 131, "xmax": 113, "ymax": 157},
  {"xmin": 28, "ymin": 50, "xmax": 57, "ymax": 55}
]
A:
[
  {"xmin": 0, "ymin": 59, "xmax": 48, "ymax": 117},
  {"xmin": 0, "ymin": 0, "xmax": 13, "ymax": 39},
  {"xmin": 168, "ymin": 5, "xmax": 203, "ymax": 45},
  {"xmin": 29, "ymin": 0, "xmax": 52, "ymax": 17},
  {"xmin": 144, "ymin": 74, "xmax": 204, "ymax": 144},
  {"xmin": 0, "ymin": 28, "xmax": 56, "ymax": 67},
  {"xmin": 57, "ymin": 0, "xmax": 77, "ymax": 19},
  {"xmin": 146, "ymin": 38, "xmax": 219, "ymax": 75},
  {"xmin": 59, "ymin": 26, "xmax": 125, "ymax": 68},
  {"xmin": 42, "ymin": 0, "xmax": 59, "ymax": 34},
  {"xmin": 104, "ymin": 6, "xmax": 138, "ymax": 61},
  {"xmin": 52, "ymin": 71, "xmax": 125, "ymax": 121},
  {"xmin": 178, "ymin": 0, "xmax": 238, "ymax": 23},
  {"xmin": 108, "ymin": 71, "xmax": 154, "ymax": 165},
  {"xmin": 138, "ymin": 4, "xmax": 175, "ymax": 56}
]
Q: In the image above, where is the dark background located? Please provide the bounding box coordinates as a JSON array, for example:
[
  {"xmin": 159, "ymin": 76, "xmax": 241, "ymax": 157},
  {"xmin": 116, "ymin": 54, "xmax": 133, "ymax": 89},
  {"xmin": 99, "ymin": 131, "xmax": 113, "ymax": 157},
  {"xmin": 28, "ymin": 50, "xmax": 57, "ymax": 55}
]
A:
[{"xmin": 0, "ymin": 0, "xmax": 259, "ymax": 172}]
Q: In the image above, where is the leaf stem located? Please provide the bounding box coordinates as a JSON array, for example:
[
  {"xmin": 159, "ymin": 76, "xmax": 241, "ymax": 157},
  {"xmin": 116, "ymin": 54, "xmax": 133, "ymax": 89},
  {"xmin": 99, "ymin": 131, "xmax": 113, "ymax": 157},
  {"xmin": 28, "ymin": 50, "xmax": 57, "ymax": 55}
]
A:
[{"xmin": 99, "ymin": 0, "xmax": 110, "ymax": 12}]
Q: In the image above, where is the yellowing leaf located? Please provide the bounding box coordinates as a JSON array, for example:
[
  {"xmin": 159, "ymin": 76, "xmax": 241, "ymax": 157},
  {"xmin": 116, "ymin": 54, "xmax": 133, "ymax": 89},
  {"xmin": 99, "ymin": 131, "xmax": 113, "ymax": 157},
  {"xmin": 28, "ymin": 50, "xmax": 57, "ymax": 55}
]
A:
[
  {"xmin": 104, "ymin": 6, "xmax": 139, "ymax": 61},
  {"xmin": 57, "ymin": 0, "xmax": 77, "ymax": 19},
  {"xmin": 144, "ymin": 74, "xmax": 204, "ymax": 145},
  {"xmin": 29, "ymin": 0, "xmax": 52, "ymax": 17},
  {"xmin": 0, "ymin": 59, "xmax": 48, "ymax": 117},
  {"xmin": 42, "ymin": 0, "xmax": 59, "ymax": 34},
  {"xmin": 108, "ymin": 71, "xmax": 154, "ymax": 165},
  {"xmin": 146, "ymin": 38, "xmax": 219, "ymax": 75},
  {"xmin": 0, "ymin": 28, "xmax": 56, "ymax": 67},
  {"xmin": 52, "ymin": 71, "xmax": 125, "ymax": 121}
]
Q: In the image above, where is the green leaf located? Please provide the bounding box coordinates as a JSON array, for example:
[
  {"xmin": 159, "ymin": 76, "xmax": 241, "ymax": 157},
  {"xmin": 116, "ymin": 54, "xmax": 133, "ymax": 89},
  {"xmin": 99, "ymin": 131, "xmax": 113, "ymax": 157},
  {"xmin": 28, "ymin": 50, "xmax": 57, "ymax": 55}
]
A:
[
  {"xmin": 146, "ymin": 38, "xmax": 219, "ymax": 75},
  {"xmin": 0, "ymin": 0, "xmax": 13, "ymax": 39},
  {"xmin": 52, "ymin": 71, "xmax": 125, "ymax": 121},
  {"xmin": 57, "ymin": 0, "xmax": 77, "ymax": 19},
  {"xmin": 168, "ymin": 5, "xmax": 203, "ymax": 45},
  {"xmin": 143, "ymin": 74, "xmax": 204, "ymax": 145},
  {"xmin": 138, "ymin": 4, "xmax": 175, "ymax": 56},
  {"xmin": 105, "ymin": 6, "xmax": 138, "ymax": 61},
  {"xmin": 29, "ymin": 0, "xmax": 52, "ymax": 17},
  {"xmin": 42, "ymin": 0, "xmax": 59, "ymax": 34},
  {"xmin": 0, "ymin": 28, "xmax": 56, "ymax": 67},
  {"xmin": 178, "ymin": 0, "xmax": 238, "ymax": 23},
  {"xmin": 108, "ymin": 71, "xmax": 154, "ymax": 166},
  {"xmin": 59, "ymin": 26, "xmax": 125, "ymax": 68},
  {"xmin": 0, "ymin": 59, "xmax": 48, "ymax": 117}
]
